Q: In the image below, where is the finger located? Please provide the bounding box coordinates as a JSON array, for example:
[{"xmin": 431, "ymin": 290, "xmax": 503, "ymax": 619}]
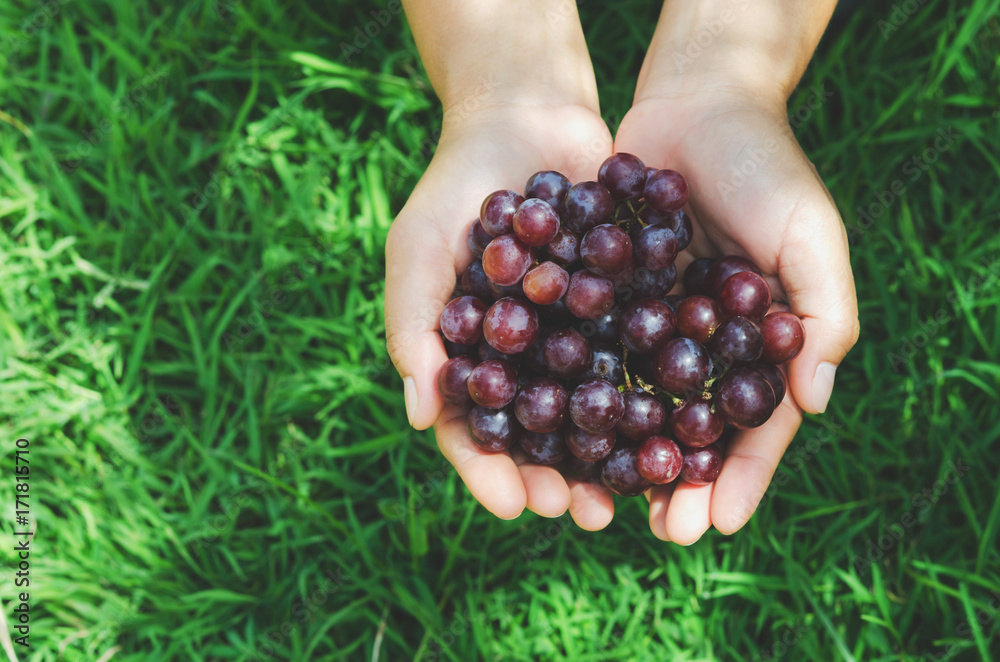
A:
[
  {"xmin": 567, "ymin": 479, "xmax": 615, "ymax": 531},
  {"xmin": 664, "ymin": 480, "xmax": 714, "ymax": 545},
  {"xmin": 433, "ymin": 406, "xmax": 526, "ymax": 520},
  {"xmin": 710, "ymin": 398, "xmax": 803, "ymax": 534},
  {"xmin": 512, "ymin": 449, "xmax": 572, "ymax": 518},
  {"xmin": 647, "ymin": 483, "xmax": 675, "ymax": 541}
]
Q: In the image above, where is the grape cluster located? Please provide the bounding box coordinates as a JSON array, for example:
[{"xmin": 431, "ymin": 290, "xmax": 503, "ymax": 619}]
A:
[{"xmin": 436, "ymin": 154, "xmax": 806, "ymax": 498}]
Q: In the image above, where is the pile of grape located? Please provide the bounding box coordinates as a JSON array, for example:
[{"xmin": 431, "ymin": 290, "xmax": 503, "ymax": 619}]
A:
[{"xmin": 436, "ymin": 153, "xmax": 805, "ymax": 498}]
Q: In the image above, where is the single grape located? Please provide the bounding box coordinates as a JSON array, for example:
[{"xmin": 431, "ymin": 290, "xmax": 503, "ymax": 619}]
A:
[
  {"xmin": 562, "ymin": 181, "xmax": 614, "ymax": 234},
  {"xmin": 483, "ymin": 297, "xmax": 539, "ymax": 354},
  {"xmin": 439, "ymin": 296, "xmax": 487, "ymax": 345},
  {"xmin": 710, "ymin": 316, "xmax": 763, "ymax": 365},
  {"xmin": 637, "ymin": 436, "xmax": 683, "ymax": 484},
  {"xmin": 437, "ymin": 356, "xmax": 477, "ymax": 407},
  {"xmin": 515, "ymin": 377, "xmax": 569, "ymax": 433},
  {"xmin": 482, "ymin": 234, "xmax": 533, "ymax": 286},
  {"xmin": 607, "ymin": 257, "xmax": 637, "ymax": 287},
  {"xmin": 670, "ymin": 399, "xmax": 725, "ymax": 448},
  {"xmin": 480, "ymin": 189, "xmax": 525, "ymax": 236},
  {"xmin": 619, "ymin": 298, "xmax": 676, "ymax": 354},
  {"xmin": 546, "ymin": 228, "xmax": 581, "ymax": 265},
  {"xmin": 581, "ymin": 342, "xmax": 625, "ymax": 386},
  {"xmin": 759, "ymin": 312, "xmax": 806, "ymax": 363},
  {"xmin": 629, "ymin": 263, "xmax": 677, "ymax": 299},
  {"xmin": 680, "ymin": 443, "xmax": 723, "ymax": 484},
  {"xmin": 561, "ymin": 454, "xmax": 602, "ymax": 483},
  {"xmin": 754, "ymin": 362, "xmax": 786, "ymax": 404},
  {"xmin": 581, "ymin": 224, "xmax": 634, "ymax": 277},
  {"xmin": 519, "ymin": 430, "xmax": 568, "ymax": 465},
  {"xmin": 578, "ymin": 309, "xmax": 620, "ymax": 343},
  {"xmin": 683, "ymin": 257, "xmax": 715, "ymax": 296},
  {"xmin": 634, "ymin": 225, "xmax": 678, "ymax": 271},
  {"xmin": 598, "ymin": 152, "xmax": 647, "ymax": 201},
  {"xmin": 643, "ymin": 169, "xmax": 689, "ymax": 213},
  {"xmin": 525, "ymin": 170, "xmax": 572, "ymax": 213},
  {"xmin": 565, "ymin": 270, "xmax": 615, "ymax": 319},
  {"xmin": 704, "ymin": 256, "xmax": 762, "ymax": 297},
  {"xmin": 716, "ymin": 366, "xmax": 776, "ymax": 428},
  {"xmin": 654, "ymin": 337, "xmax": 712, "ymax": 397},
  {"xmin": 675, "ymin": 295, "xmax": 722, "ymax": 344},
  {"xmin": 643, "ymin": 209, "xmax": 692, "ymax": 251},
  {"xmin": 478, "ymin": 339, "xmax": 520, "ymax": 365},
  {"xmin": 601, "ymin": 446, "xmax": 652, "ymax": 496},
  {"xmin": 467, "ymin": 359, "xmax": 517, "ymax": 408},
  {"xmin": 468, "ymin": 406, "xmax": 518, "ymax": 452},
  {"xmin": 569, "ymin": 378, "xmax": 625, "ymax": 433},
  {"xmin": 542, "ymin": 328, "xmax": 592, "ymax": 378},
  {"xmin": 522, "ymin": 261, "xmax": 570, "ymax": 306},
  {"xmin": 566, "ymin": 425, "xmax": 616, "ymax": 461},
  {"xmin": 718, "ymin": 271, "xmax": 772, "ymax": 321},
  {"xmin": 468, "ymin": 219, "xmax": 493, "ymax": 257},
  {"xmin": 617, "ymin": 391, "xmax": 668, "ymax": 442},
  {"xmin": 461, "ymin": 260, "xmax": 492, "ymax": 299},
  {"xmin": 513, "ymin": 198, "xmax": 561, "ymax": 247}
]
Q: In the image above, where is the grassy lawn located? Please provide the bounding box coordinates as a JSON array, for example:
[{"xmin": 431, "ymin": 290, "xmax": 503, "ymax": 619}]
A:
[{"xmin": 1, "ymin": 0, "xmax": 998, "ymax": 660}]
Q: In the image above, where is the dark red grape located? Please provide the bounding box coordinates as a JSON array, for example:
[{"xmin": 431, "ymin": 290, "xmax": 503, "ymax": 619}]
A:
[
  {"xmin": 617, "ymin": 391, "xmax": 667, "ymax": 442},
  {"xmin": 439, "ymin": 296, "xmax": 487, "ymax": 345},
  {"xmin": 519, "ymin": 430, "xmax": 568, "ymax": 465},
  {"xmin": 643, "ymin": 169, "xmax": 688, "ymax": 213},
  {"xmin": 468, "ymin": 219, "xmax": 492, "ymax": 257},
  {"xmin": 513, "ymin": 198, "xmax": 561, "ymax": 247},
  {"xmin": 683, "ymin": 257, "xmax": 715, "ymax": 296},
  {"xmin": 704, "ymin": 256, "xmax": 762, "ymax": 297},
  {"xmin": 680, "ymin": 443, "xmax": 723, "ymax": 484},
  {"xmin": 483, "ymin": 297, "xmax": 539, "ymax": 354},
  {"xmin": 522, "ymin": 261, "xmax": 569, "ymax": 306},
  {"xmin": 537, "ymin": 296, "xmax": 573, "ymax": 324},
  {"xmin": 716, "ymin": 366, "xmax": 776, "ymax": 428},
  {"xmin": 514, "ymin": 378, "xmax": 569, "ymax": 433},
  {"xmin": 607, "ymin": 257, "xmax": 637, "ymax": 287},
  {"xmin": 542, "ymin": 328, "xmax": 591, "ymax": 378},
  {"xmin": 562, "ymin": 181, "xmax": 614, "ymax": 234},
  {"xmin": 569, "ymin": 378, "xmax": 625, "ymax": 433},
  {"xmin": 522, "ymin": 330, "xmax": 550, "ymax": 374},
  {"xmin": 637, "ymin": 436, "xmax": 683, "ymax": 484},
  {"xmin": 641, "ymin": 209, "xmax": 691, "ymax": 250},
  {"xmin": 581, "ymin": 224, "xmax": 633, "ymax": 277},
  {"xmin": 634, "ymin": 225, "xmax": 678, "ymax": 271},
  {"xmin": 561, "ymin": 454, "xmax": 602, "ymax": 482},
  {"xmin": 578, "ymin": 310, "xmax": 620, "ymax": 343},
  {"xmin": 629, "ymin": 263, "xmax": 677, "ymax": 299},
  {"xmin": 461, "ymin": 260, "xmax": 492, "ymax": 299},
  {"xmin": 754, "ymin": 362, "xmax": 786, "ymax": 404},
  {"xmin": 710, "ymin": 317, "xmax": 763, "ymax": 365},
  {"xmin": 468, "ymin": 406, "xmax": 518, "ymax": 452},
  {"xmin": 565, "ymin": 270, "xmax": 615, "ymax": 319},
  {"xmin": 437, "ymin": 356, "xmax": 477, "ymax": 407},
  {"xmin": 546, "ymin": 228, "xmax": 581, "ymax": 266},
  {"xmin": 654, "ymin": 337, "xmax": 712, "ymax": 397},
  {"xmin": 480, "ymin": 189, "xmax": 525, "ymax": 236},
  {"xmin": 467, "ymin": 359, "xmax": 517, "ymax": 408},
  {"xmin": 619, "ymin": 298, "xmax": 676, "ymax": 354},
  {"xmin": 525, "ymin": 170, "xmax": 571, "ymax": 212},
  {"xmin": 670, "ymin": 399, "xmax": 724, "ymax": 448},
  {"xmin": 598, "ymin": 152, "xmax": 647, "ymax": 201},
  {"xmin": 759, "ymin": 312, "xmax": 805, "ymax": 363},
  {"xmin": 675, "ymin": 295, "xmax": 722, "ymax": 344},
  {"xmin": 601, "ymin": 446, "xmax": 652, "ymax": 496},
  {"xmin": 566, "ymin": 425, "xmax": 616, "ymax": 461},
  {"xmin": 482, "ymin": 234, "xmax": 533, "ymax": 286},
  {"xmin": 581, "ymin": 343, "xmax": 625, "ymax": 386},
  {"xmin": 718, "ymin": 271, "xmax": 771, "ymax": 321}
]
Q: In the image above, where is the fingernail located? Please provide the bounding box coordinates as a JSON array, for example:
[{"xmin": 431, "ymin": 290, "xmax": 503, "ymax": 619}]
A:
[
  {"xmin": 812, "ymin": 362, "xmax": 838, "ymax": 414},
  {"xmin": 403, "ymin": 377, "xmax": 418, "ymax": 426}
]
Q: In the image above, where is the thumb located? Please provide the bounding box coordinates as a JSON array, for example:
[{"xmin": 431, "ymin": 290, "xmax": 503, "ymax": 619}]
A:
[{"xmin": 779, "ymin": 188, "xmax": 860, "ymax": 415}]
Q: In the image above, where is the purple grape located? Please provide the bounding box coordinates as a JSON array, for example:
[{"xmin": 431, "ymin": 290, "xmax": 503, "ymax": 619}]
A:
[
  {"xmin": 601, "ymin": 446, "xmax": 651, "ymax": 496},
  {"xmin": 716, "ymin": 366, "xmax": 776, "ymax": 428},
  {"xmin": 616, "ymin": 391, "xmax": 667, "ymax": 442},
  {"xmin": 437, "ymin": 356, "xmax": 477, "ymax": 407},
  {"xmin": 643, "ymin": 169, "xmax": 689, "ymax": 213},
  {"xmin": 467, "ymin": 359, "xmax": 517, "ymax": 408},
  {"xmin": 578, "ymin": 310, "xmax": 620, "ymax": 343},
  {"xmin": 522, "ymin": 261, "xmax": 569, "ymax": 306},
  {"xmin": 598, "ymin": 153, "xmax": 647, "ymax": 201},
  {"xmin": 542, "ymin": 328, "xmax": 591, "ymax": 379},
  {"xmin": 562, "ymin": 181, "xmax": 614, "ymax": 234},
  {"xmin": 468, "ymin": 220, "xmax": 492, "ymax": 257},
  {"xmin": 439, "ymin": 296, "xmax": 487, "ymax": 345},
  {"xmin": 561, "ymin": 454, "xmax": 602, "ymax": 482},
  {"xmin": 683, "ymin": 257, "xmax": 715, "ymax": 296},
  {"xmin": 754, "ymin": 362, "xmax": 786, "ymax": 404},
  {"xmin": 634, "ymin": 225, "xmax": 678, "ymax": 271},
  {"xmin": 513, "ymin": 198, "xmax": 561, "ymax": 247},
  {"xmin": 483, "ymin": 297, "xmax": 539, "ymax": 354},
  {"xmin": 718, "ymin": 271, "xmax": 772, "ymax": 321},
  {"xmin": 759, "ymin": 312, "xmax": 806, "ymax": 363},
  {"xmin": 680, "ymin": 443, "xmax": 723, "ymax": 484},
  {"xmin": 487, "ymin": 280, "xmax": 524, "ymax": 301},
  {"xmin": 525, "ymin": 170, "xmax": 571, "ymax": 213},
  {"xmin": 644, "ymin": 209, "xmax": 693, "ymax": 251},
  {"xmin": 514, "ymin": 378, "xmax": 569, "ymax": 433},
  {"xmin": 566, "ymin": 425, "xmax": 616, "ymax": 461},
  {"xmin": 654, "ymin": 337, "xmax": 712, "ymax": 397},
  {"xmin": 619, "ymin": 298, "xmax": 676, "ymax": 354},
  {"xmin": 482, "ymin": 234, "xmax": 533, "ymax": 286},
  {"xmin": 675, "ymin": 295, "xmax": 722, "ymax": 344},
  {"xmin": 480, "ymin": 189, "xmax": 525, "ymax": 236},
  {"xmin": 637, "ymin": 436, "xmax": 683, "ymax": 484},
  {"xmin": 468, "ymin": 406, "xmax": 518, "ymax": 452},
  {"xmin": 569, "ymin": 378, "xmax": 625, "ymax": 433},
  {"xmin": 710, "ymin": 317, "xmax": 763, "ymax": 365},
  {"xmin": 581, "ymin": 224, "xmax": 633, "ymax": 277},
  {"xmin": 629, "ymin": 263, "xmax": 677, "ymax": 299},
  {"xmin": 565, "ymin": 270, "xmax": 615, "ymax": 319},
  {"xmin": 581, "ymin": 343, "xmax": 625, "ymax": 386},
  {"xmin": 461, "ymin": 260, "xmax": 492, "ymax": 299},
  {"xmin": 661, "ymin": 294, "xmax": 686, "ymax": 312},
  {"xmin": 519, "ymin": 430, "xmax": 568, "ymax": 465},
  {"xmin": 546, "ymin": 228, "xmax": 581, "ymax": 266},
  {"xmin": 670, "ymin": 399, "xmax": 724, "ymax": 448},
  {"xmin": 704, "ymin": 256, "xmax": 762, "ymax": 297}
]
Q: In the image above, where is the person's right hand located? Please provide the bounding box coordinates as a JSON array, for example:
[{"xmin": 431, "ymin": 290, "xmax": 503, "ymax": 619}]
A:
[{"xmin": 385, "ymin": 102, "xmax": 616, "ymax": 528}]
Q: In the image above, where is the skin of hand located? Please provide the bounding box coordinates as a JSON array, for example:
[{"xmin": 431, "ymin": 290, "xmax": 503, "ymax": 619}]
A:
[{"xmin": 614, "ymin": 0, "xmax": 860, "ymax": 544}]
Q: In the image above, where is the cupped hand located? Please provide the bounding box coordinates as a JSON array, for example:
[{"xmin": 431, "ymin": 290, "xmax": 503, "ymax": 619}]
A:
[
  {"xmin": 385, "ymin": 103, "xmax": 616, "ymax": 528},
  {"xmin": 614, "ymin": 89, "xmax": 860, "ymax": 544}
]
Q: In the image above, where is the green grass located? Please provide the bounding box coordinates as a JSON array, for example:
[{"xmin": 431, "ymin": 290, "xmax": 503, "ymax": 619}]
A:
[{"xmin": 1, "ymin": 0, "xmax": 999, "ymax": 660}]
